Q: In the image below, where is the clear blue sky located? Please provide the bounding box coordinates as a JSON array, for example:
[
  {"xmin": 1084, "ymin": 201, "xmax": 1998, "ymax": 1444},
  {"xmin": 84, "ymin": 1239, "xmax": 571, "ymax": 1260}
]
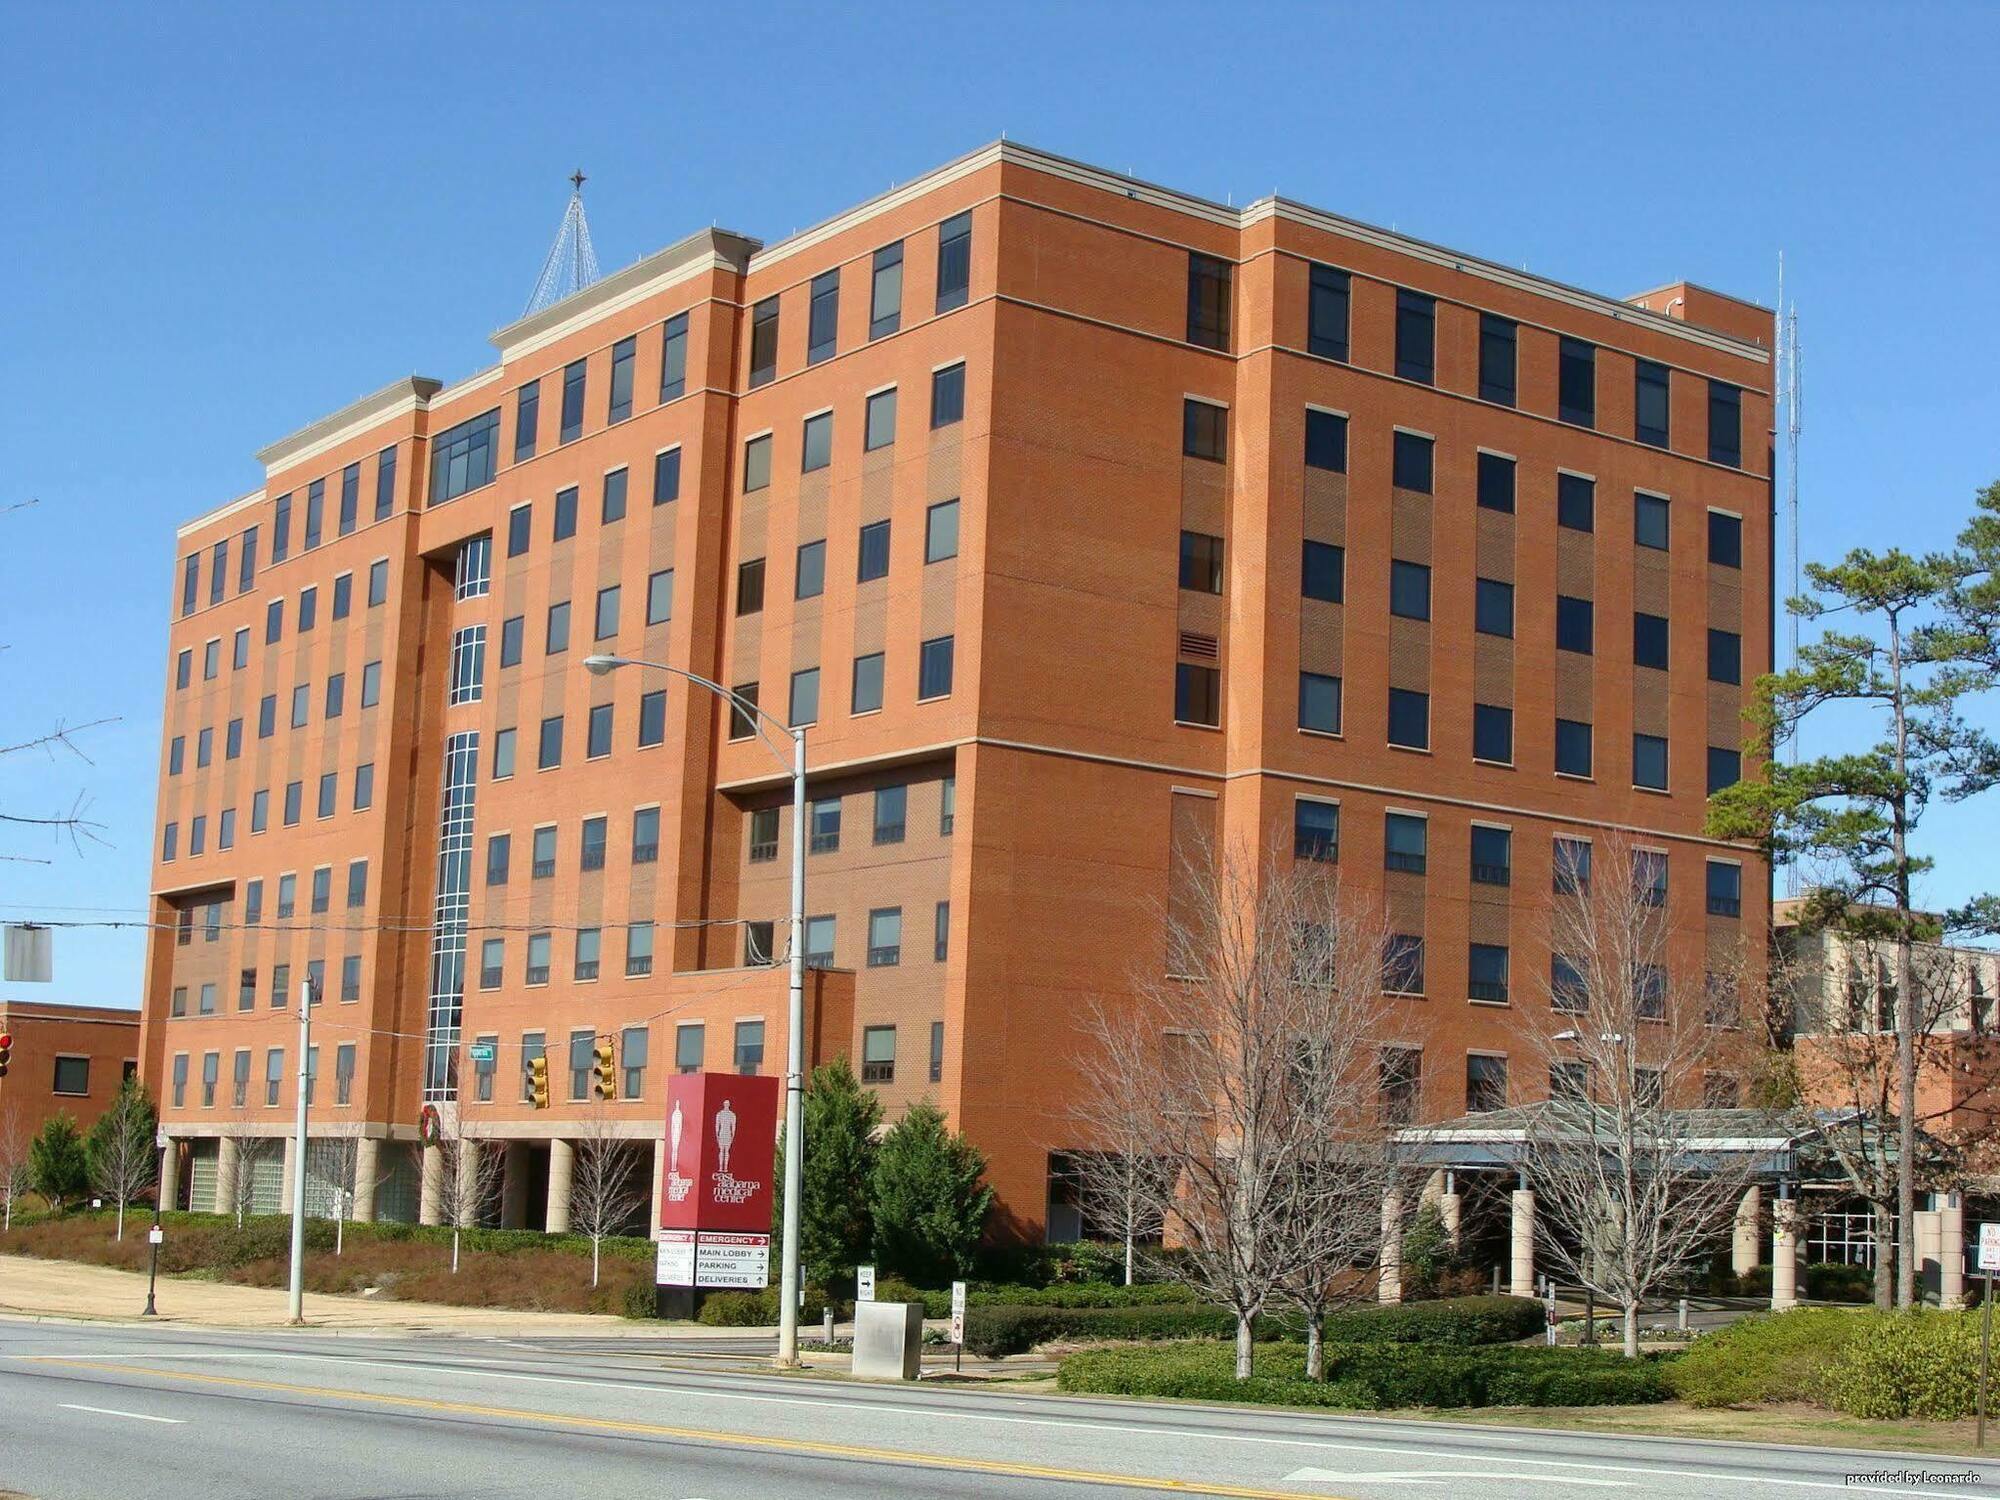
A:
[{"xmin": 4, "ymin": 2, "xmax": 1996, "ymax": 1010}]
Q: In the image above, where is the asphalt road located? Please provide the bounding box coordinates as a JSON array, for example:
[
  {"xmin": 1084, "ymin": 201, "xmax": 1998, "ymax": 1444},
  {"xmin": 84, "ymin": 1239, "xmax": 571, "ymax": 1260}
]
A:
[{"xmin": 0, "ymin": 1318, "xmax": 1992, "ymax": 1500}]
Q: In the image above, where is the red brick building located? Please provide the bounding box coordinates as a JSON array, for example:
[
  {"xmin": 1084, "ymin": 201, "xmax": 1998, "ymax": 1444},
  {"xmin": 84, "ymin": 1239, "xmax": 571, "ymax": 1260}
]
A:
[
  {"xmin": 0, "ymin": 999, "xmax": 141, "ymax": 1141},
  {"xmin": 142, "ymin": 142, "xmax": 1771, "ymax": 1236}
]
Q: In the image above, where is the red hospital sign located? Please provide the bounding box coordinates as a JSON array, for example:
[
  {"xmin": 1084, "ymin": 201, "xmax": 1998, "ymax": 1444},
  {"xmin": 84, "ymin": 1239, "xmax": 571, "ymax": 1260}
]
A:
[{"xmin": 658, "ymin": 1072, "xmax": 779, "ymax": 1235}]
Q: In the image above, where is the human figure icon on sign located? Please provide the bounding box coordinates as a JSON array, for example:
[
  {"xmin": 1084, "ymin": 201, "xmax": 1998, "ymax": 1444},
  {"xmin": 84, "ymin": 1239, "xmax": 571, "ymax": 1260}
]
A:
[
  {"xmin": 715, "ymin": 1098, "xmax": 737, "ymax": 1175},
  {"xmin": 669, "ymin": 1099, "xmax": 684, "ymax": 1175}
]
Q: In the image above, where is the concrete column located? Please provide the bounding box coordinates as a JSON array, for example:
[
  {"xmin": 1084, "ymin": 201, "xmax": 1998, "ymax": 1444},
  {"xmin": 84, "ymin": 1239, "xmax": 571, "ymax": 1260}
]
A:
[
  {"xmin": 280, "ymin": 1134, "xmax": 299, "ymax": 1217},
  {"xmin": 352, "ymin": 1138, "xmax": 380, "ymax": 1223},
  {"xmin": 546, "ymin": 1139, "xmax": 574, "ymax": 1234},
  {"xmin": 1916, "ymin": 1208, "xmax": 1944, "ymax": 1303},
  {"xmin": 1510, "ymin": 1189, "xmax": 1536, "ymax": 1299},
  {"xmin": 1378, "ymin": 1188, "xmax": 1404, "ymax": 1304},
  {"xmin": 1941, "ymin": 1192, "xmax": 1967, "ymax": 1310},
  {"xmin": 1418, "ymin": 1169, "xmax": 1446, "ymax": 1209},
  {"xmin": 1772, "ymin": 1199, "xmax": 1800, "ymax": 1310},
  {"xmin": 647, "ymin": 1135, "xmax": 665, "ymax": 1236},
  {"xmin": 158, "ymin": 1136, "xmax": 180, "ymax": 1214},
  {"xmin": 419, "ymin": 1142, "xmax": 443, "ymax": 1226},
  {"xmin": 214, "ymin": 1135, "xmax": 241, "ymax": 1216},
  {"xmin": 1732, "ymin": 1185, "xmax": 1762, "ymax": 1275},
  {"xmin": 1439, "ymin": 1189, "xmax": 1462, "ymax": 1244},
  {"xmin": 500, "ymin": 1142, "xmax": 531, "ymax": 1229}
]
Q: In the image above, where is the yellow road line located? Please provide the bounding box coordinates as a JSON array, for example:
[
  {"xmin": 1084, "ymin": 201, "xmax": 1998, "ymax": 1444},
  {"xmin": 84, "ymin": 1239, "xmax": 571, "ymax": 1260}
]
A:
[{"xmin": 30, "ymin": 1358, "xmax": 1351, "ymax": 1499}]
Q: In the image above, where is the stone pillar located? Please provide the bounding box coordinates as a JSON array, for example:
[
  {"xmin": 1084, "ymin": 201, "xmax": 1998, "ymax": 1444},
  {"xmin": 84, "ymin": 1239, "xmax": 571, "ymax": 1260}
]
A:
[
  {"xmin": 158, "ymin": 1136, "xmax": 180, "ymax": 1214},
  {"xmin": 1941, "ymin": 1192, "xmax": 1967, "ymax": 1310},
  {"xmin": 1916, "ymin": 1207, "xmax": 1944, "ymax": 1303},
  {"xmin": 1732, "ymin": 1185, "xmax": 1762, "ymax": 1275},
  {"xmin": 352, "ymin": 1138, "xmax": 380, "ymax": 1223},
  {"xmin": 1439, "ymin": 1185, "xmax": 1462, "ymax": 1244},
  {"xmin": 1510, "ymin": 1189, "xmax": 1536, "ymax": 1299},
  {"xmin": 1378, "ymin": 1188, "xmax": 1404, "ymax": 1304},
  {"xmin": 419, "ymin": 1142, "xmax": 443, "ymax": 1226},
  {"xmin": 546, "ymin": 1139, "xmax": 574, "ymax": 1234},
  {"xmin": 1771, "ymin": 1198, "xmax": 1800, "ymax": 1310},
  {"xmin": 214, "ymin": 1135, "xmax": 241, "ymax": 1216},
  {"xmin": 647, "ymin": 1135, "xmax": 665, "ymax": 1235},
  {"xmin": 500, "ymin": 1142, "xmax": 531, "ymax": 1229}
]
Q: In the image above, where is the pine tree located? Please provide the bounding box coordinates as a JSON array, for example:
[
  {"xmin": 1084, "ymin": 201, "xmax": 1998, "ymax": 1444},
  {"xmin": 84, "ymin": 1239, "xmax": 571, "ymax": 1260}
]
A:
[
  {"xmin": 773, "ymin": 1058, "xmax": 882, "ymax": 1289},
  {"xmin": 1709, "ymin": 541, "xmax": 1996, "ymax": 1307},
  {"xmin": 29, "ymin": 1114, "xmax": 89, "ymax": 1212},
  {"xmin": 870, "ymin": 1101, "xmax": 993, "ymax": 1285}
]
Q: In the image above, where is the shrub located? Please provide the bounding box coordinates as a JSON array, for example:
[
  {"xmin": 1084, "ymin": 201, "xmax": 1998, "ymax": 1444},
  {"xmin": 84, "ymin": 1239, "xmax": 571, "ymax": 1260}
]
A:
[
  {"xmin": 1058, "ymin": 1339, "xmax": 1673, "ymax": 1409},
  {"xmin": 1828, "ymin": 1311, "xmax": 1983, "ymax": 1420},
  {"xmin": 1316, "ymin": 1295, "xmax": 1543, "ymax": 1347},
  {"xmin": 1667, "ymin": 1307, "xmax": 1872, "ymax": 1408},
  {"xmin": 870, "ymin": 1102, "xmax": 993, "ymax": 1284},
  {"xmin": 694, "ymin": 1285, "xmax": 833, "ymax": 1327},
  {"xmin": 962, "ymin": 1303, "xmax": 1238, "ymax": 1357}
]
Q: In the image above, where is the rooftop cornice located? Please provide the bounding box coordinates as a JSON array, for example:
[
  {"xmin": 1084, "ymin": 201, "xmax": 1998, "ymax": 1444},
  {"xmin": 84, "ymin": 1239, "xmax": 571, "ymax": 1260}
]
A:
[
  {"xmin": 488, "ymin": 227, "xmax": 760, "ymax": 364},
  {"xmin": 254, "ymin": 375, "xmax": 443, "ymax": 476}
]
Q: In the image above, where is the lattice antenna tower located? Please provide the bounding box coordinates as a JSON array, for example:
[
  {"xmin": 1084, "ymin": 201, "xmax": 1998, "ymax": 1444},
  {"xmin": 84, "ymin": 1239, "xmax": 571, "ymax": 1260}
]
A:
[
  {"xmin": 1776, "ymin": 253, "xmax": 1804, "ymax": 894},
  {"xmin": 523, "ymin": 170, "xmax": 603, "ymax": 316}
]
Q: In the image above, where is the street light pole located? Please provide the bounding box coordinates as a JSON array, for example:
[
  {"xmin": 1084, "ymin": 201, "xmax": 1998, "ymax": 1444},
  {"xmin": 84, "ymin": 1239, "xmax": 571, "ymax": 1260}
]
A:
[
  {"xmin": 583, "ymin": 653, "xmax": 808, "ymax": 1368},
  {"xmin": 142, "ymin": 1170, "xmax": 162, "ymax": 1317},
  {"xmin": 287, "ymin": 975, "xmax": 313, "ymax": 1324}
]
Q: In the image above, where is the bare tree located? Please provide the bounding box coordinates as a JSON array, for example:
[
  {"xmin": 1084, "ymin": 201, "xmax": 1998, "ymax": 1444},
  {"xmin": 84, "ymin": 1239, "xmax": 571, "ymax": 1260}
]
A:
[
  {"xmin": 310, "ymin": 1135, "xmax": 389, "ymax": 1256},
  {"xmin": 0, "ymin": 717, "xmax": 116, "ymax": 862},
  {"xmin": 570, "ymin": 1110, "xmax": 646, "ymax": 1287},
  {"xmin": 433, "ymin": 1109, "xmax": 502, "ymax": 1273},
  {"xmin": 0, "ymin": 1103, "xmax": 31, "ymax": 1231},
  {"xmin": 1523, "ymin": 835, "xmax": 1759, "ymax": 1357},
  {"xmin": 228, "ymin": 1136, "xmax": 278, "ymax": 1227},
  {"xmin": 1070, "ymin": 831, "xmax": 1411, "ymax": 1380},
  {"xmin": 86, "ymin": 1079, "xmax": 157, "ymax": 1241}
]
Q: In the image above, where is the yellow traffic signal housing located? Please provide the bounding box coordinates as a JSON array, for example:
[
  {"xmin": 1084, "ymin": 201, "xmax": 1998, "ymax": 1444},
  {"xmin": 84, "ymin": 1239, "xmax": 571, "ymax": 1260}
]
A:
[
  {"xmin": 592, "ymin": 1040, "xmax": 617, "ymax": 1100},
  {"xmin": 527, "ymin": 1055, "xmax": 550, "ymax": 1110}
]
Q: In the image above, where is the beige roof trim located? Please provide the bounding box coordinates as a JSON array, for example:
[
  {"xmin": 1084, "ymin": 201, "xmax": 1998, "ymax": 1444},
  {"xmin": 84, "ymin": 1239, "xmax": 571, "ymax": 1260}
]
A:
[
  {"xmin": 175, "ymin": 485, "xmax": 268, "ymax": 540},
  {"xmin": 489, "ymin": 228, "xmax": 760, "ymax": 364},
  {"xmin": 255, "ymin": 376, "xmax": 443, "ymax": 477}
]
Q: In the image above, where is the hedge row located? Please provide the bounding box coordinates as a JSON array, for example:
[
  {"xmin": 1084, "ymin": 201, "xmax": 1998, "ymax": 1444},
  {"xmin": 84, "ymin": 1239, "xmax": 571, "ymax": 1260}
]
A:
[
  {"xmin": 963, "ymin": 1294, "xmax": 1543, "ymax": 1358},
  {"xmin": 1670, "ymin": 1307, "xmax": 1986, "ymax": 1419},
  {"xmin": 1057, "ymin": 1340, "xmax": 1674, "ymax": 1409}
]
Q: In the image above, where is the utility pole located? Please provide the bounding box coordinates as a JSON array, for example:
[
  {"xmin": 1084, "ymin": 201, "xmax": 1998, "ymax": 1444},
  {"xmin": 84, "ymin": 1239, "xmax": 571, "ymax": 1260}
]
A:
[{"xmin": 287, "ymin": 974, "xmax": 313, "ymax": 1324}]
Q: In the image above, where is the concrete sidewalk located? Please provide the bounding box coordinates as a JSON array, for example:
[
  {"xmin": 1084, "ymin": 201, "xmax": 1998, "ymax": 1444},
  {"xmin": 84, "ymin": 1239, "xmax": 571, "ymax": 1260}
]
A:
[{"xmin": 0, "ymin": 1254, "xmax": 754, "ymax": 1338}]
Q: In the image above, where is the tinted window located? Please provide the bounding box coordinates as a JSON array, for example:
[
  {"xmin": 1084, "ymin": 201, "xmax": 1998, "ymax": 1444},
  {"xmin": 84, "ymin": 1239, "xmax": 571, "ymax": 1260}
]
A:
[
  {"xmin": 795, "ymin": 540, "xmax": 825, "ymax": 599},
  {"xmin": 1633, "ymin": 733, "xmax": 1669, "ymax": 790},
  {"xmin": 801, "ymin": 412, "xmax": 832, "ymax": 472},
  {"xmin": 1477, "ymin": 451, "xmax": 1515, "ymax": 513},
  {"xmin": 925, "ymin": 499, "xmax": 960, "ymax": 563},
  {"xmin": 559, "ymin": 359, "xmax": 586, "ymax": 443},
  {"xmin": 1183, "ymin": 400, "xmax": 1226, "ymax": 462},
  {"xmin": 1302, "ymin": 540, "xmax": 1344, "ymax": 603},
  {"xmin": 1186, "ymin": 253, "xmax": 1231, "ymax": 350},
  {"xmin": 864, "ymin": 389, "xmax": 897, "ymax": 451},
  {"xmin": 1473, "ymin": 704, "xmax": 1513, "ymax": 764},
  {"xmin": 935, "ymin": 213, "xmax": 971, "ymax": 313},
  {"xmin": 1708, "ymin": 381, "xmax": 1742, "ymax": 467},
  {"xmin": 1558, "ymin": 338, "xmax": 1596, "ymax": 427},
  {"xmin": 918, "ymin": 636, "xmax": 954, "ymax": 700},
  {"xmin": 1635, "ymin": 359, "xmax": 1670, "ymax": 447},
  {"xmin": 858, "ymin": 521, "xmax": 891, "ymax": 582},
  {"xmin": 1174, "ymin": 663, "xmax": 1218, "ymax": 726},
  {"xmin": 1555, "ymin": 718, "xmax": 1593, "ymax": 777},
  {"xmin": 1387, "ymin": 688, "xmax": 1428, "ymax": 750},
  {"xmin": 1707, "ymin": 746, "xmax": 1741, "ymax": 793},
  {"xmin": 428, "ymin": 409, "xmax": 499, "ymax": 505},
  {"xmin": 1557, "ymin": 472, "xmax": 1595, "ymax": 532},
  {"xmin": 1709, "ymin": 628, "xmax": 1741, "ymax": 684},
  {"xmin": 1392, "ymin": 431, "xmax": 1432, "ymax": 493},
  {"xmin": 1634, "ymin": 612, "xmax": 1670, "ymax": 670},
  {"xmin": 1384, "ymin": 812, "xmax": 1426, "ymax": 874},
  {"xmin": 1395, "ymin": 289, "xmax": 1434, "ymax": 383},
  {"xmin": 1709, "ymin": 510, "xmax": 1742, "ymax": 568},
  {"xmin": 553, "ymin": 486, "xmax": 577, "ymax": 541},
  {"xmin": 1475, "ymin": 577, "xmax": 1513, "ymax": 637},
  {"xmin": 1307, "ymin": 264, "xmax": 1349, "ymax": 360},
  {"xmin": 1389, "ymin": 560, "xmax": 1431, "ymax": 620},
  {"xmin": 1179, "ymin": 531, "xmax": 1223, "ymax": 594},
  {"xmin": 870, "ymin": 242, "xmax": 903, "ymax": 338},
  {"xmin": 1479, "ymin": 314, "xmax": 1516, "ymax": 405},
  {"xmin": 807, "ymin": 270, "xmax": 839, "ymax": 365},
  {"xmin": 1298, "ymin": 671, "xmax": 1341, "ymax": 734},
  {"xmin": 514, "ymin": 380, "xmax": 539, "ymax": 461},
  {"xmin": 1304, "ymin": 408, "xmax": 1346, "ymax": 472},
  {"xmin": 659, "ymin": 313, "xmax": 689, "ymax": 400},
  {"xmin": 749, "ymin": 297, "xmax": 779, "ymax": 387},
  {"xmin": 1635, "ymin": 492, "xmax": 1670, "ymax": 550},
  {"xmin": 1556, "ymin": 595, "xmax": 1594, "ymax": 654},
  {"xmin": 930, "ymin": 362, "xmax": 965, "ymax": 428}
]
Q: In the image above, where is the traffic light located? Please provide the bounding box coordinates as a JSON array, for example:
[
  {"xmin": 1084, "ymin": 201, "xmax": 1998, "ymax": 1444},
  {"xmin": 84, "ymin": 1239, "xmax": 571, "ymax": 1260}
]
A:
[
  {"xmin": 0, "ymin": 1032, "xmax": 11, "ymax": 1079},
  {"xmin": 527, "ymin": 1055, "xmax": 550, "ymax": 1110},
  {"xmin": 592, "ymin": 1040, "xmax": 617, "ymax": 1101}
]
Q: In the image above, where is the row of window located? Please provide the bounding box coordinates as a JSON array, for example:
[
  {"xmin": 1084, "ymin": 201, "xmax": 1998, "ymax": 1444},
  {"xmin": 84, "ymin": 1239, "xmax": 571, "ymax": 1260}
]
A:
[
  {"xmin": 178, "ymin": 452, "xmax": 399, "ymax": 620},
  {"xmin": 169, "ymin": 1042, "xmax": 357, "ymax": 1108},
  {"xmin": 172, "ymin": 561, "xmax": 392, "ymax": 694},
  {"xmin": 1377, "ymin": 1044, "xmax": 1742, "ymax": 1123},
  {"xmin": 751, "ymin": 211, "xmax": 972, "ymax": 387},
  {"xmin": 1287, "ymin": 798, "xmax": 1744, "ymax": 914},
  {"xmin": 424, "ymin": 213, "xmax": 975, "ymax": 515},
  {"xmin": 1191, "ymin": 401, "xmax": 1747, "ymax": 564},
  {"xmin": 161, "ymin": 760, "xmax": 376, "ymax": 860},
  {"xmin": 1188, "ymin": 253, "xmax": 1746, "ymax": 468},
  {"xmin": 738, "ymin": 499, "xmax": 960, "ymax": 616}
]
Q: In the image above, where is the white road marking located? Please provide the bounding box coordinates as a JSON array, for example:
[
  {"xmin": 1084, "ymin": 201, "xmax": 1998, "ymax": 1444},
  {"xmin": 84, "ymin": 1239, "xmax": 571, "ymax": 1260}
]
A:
[
  {"xmin": 1289, "ymin": 1470, "xmax": 1631, "ymax": 1488},
  {"xmin": 59, "ymin": 1403, "xmax": 184, "ymax": 1425}
]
